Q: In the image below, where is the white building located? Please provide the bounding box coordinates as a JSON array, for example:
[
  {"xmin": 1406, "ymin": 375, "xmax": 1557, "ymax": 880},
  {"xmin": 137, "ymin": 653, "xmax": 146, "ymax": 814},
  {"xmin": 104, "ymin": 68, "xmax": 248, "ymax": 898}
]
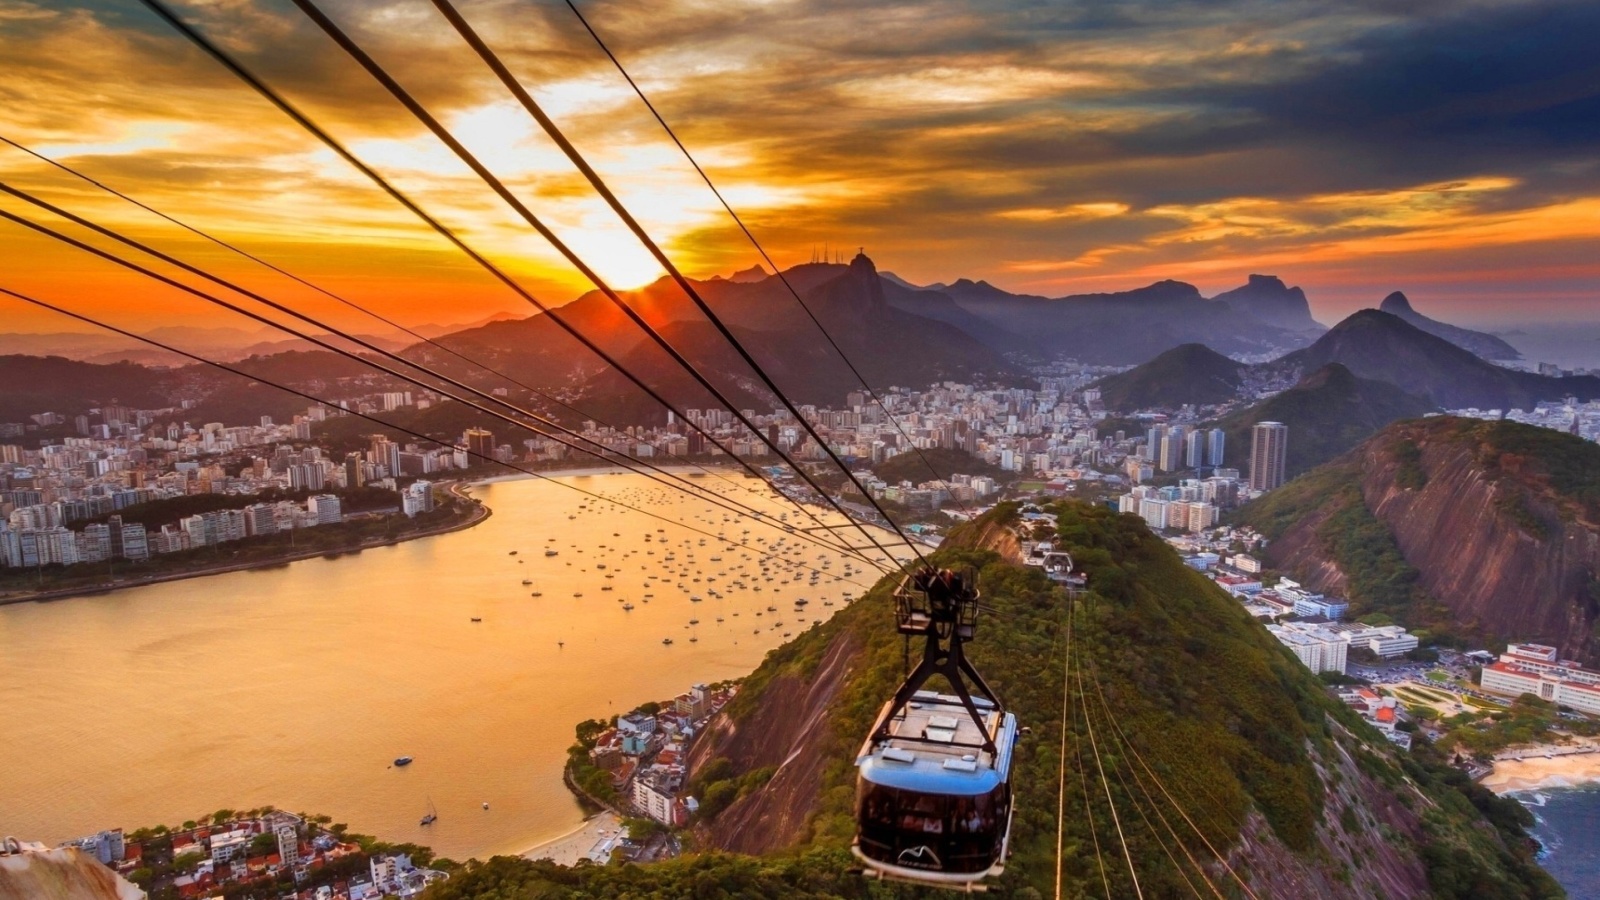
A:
[
  {"xmin": 632, "ymin": 772, "xmax": 678, "ymax": 826},
  {"xmin": 1267, "ymin": 622, "xmax": 1349, "ymax": 674},
  {"xmin": 308, "ymin": 494, "xmax": 342, "ymax": 526},
  {"xmin": 1480, "ymin": 643, "xmax": 1600, "ymax": 714}
]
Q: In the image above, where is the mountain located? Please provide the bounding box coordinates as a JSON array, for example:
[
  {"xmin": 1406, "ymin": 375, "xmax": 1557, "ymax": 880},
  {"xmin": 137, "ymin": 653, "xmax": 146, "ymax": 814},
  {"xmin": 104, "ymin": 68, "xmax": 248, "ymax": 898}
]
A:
[
  {"xmin": 1212, "ymin": 274, "xmax": 1324, "ymax": 334},
  {"xmin": 1276, "ymin": 309, "xmax": 1600, "ymax": 410},
  {"xmin": 0, "ymin": 355, "xmax": 172, "ymax": 420},
  {"xmin": 421, "ymin": 254, "xmax": 1027, "ymax": 423},
  {"xmin": 447, "ymin": 502, "xmax": 1557, "ymax": 898},
  {"xmin": 1238, "ymin": 416, "xmax": 1600, "ymax": 661},
  {"xmin": 887, "ymin": 276, "xmax": 1326, "ymax": 364},
  {"xmin": 1091, "ymin": 342, "xmax": 1246, "ymax": 411},
  {"xmin": 1210, "ymin": 363, "xmax": 1436, "ymax": 476},
  {"xmin": 1379, "ymin": 292, "xmax": 1521, "ymax": 361},
  {"xmin": 725, "ymin": 264, "xmax": 769, "ymax": 284}
]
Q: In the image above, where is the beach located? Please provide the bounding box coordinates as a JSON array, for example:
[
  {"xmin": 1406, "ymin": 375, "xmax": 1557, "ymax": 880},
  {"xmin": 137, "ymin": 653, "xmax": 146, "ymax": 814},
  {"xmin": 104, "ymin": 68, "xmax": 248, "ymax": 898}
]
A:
[
  {"xmin": 522, "ymin": 812, "xmax": 625, "ymax": 865},
  {"xmin": 1482, "ymin": 751, "xmax": 1600, "ymax": 793}
]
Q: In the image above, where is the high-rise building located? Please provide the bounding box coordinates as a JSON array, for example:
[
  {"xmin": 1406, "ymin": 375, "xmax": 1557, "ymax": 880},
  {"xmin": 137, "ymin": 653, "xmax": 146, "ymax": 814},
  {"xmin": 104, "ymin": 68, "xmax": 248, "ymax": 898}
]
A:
[
  {"xmin": 1158, "ymin": 426, "xmax": 1184, "ymax": 472},
  {"xmin": 1249, "ymin": 422, "xmax": 1288, "ymax": 492},
  {"xmin": 1207, "ymin": 428, "xmax": 1226, "ymax": 467},
  {"xmin": 1184, "ymin": 430, "xmax": 1204, "ymax": 468},
  {"xmin": 464, "ymin": 428, "xmax": 495, "ymax": 464}
]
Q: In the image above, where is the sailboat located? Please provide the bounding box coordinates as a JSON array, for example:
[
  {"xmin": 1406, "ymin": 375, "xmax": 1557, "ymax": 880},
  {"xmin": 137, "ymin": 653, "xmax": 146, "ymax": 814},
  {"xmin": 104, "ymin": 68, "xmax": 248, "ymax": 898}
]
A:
[{"xmin": 420, "ymin": 797, "xmax": 438, "ymax": 826}]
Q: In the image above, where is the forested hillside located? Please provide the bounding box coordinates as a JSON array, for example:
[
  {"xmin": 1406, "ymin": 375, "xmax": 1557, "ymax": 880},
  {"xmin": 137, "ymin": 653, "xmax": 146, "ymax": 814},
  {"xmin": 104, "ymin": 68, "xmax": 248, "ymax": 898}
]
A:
[{"xmin": 423, "ymin": 503, "xmax": 1558, "ymax": 899}]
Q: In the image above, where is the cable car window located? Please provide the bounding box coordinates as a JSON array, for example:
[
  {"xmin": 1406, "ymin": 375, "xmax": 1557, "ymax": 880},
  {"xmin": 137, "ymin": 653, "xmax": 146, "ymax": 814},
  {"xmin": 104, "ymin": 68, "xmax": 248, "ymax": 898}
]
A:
[{"xmin": 856, "ymin": 780, "xmax": 1008, "ymax": 874}]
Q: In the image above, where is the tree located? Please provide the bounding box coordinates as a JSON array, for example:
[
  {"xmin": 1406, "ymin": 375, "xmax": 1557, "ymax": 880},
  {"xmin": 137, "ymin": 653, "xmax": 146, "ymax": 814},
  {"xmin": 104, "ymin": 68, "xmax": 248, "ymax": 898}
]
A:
[
  {"xmin": 250, "ymin": 832, "xmax": 278, "ymax": 856},
  {"xmin": 210, "ymin": 809, "xmax": 235, "ymax": 825}
]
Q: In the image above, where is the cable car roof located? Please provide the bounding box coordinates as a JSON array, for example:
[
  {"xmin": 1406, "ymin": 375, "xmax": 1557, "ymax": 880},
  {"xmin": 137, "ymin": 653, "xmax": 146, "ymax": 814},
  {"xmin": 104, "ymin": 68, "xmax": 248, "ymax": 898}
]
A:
[{"xmin": 858, "ymin": 691, "xmax": 1017, "ymax": 795}]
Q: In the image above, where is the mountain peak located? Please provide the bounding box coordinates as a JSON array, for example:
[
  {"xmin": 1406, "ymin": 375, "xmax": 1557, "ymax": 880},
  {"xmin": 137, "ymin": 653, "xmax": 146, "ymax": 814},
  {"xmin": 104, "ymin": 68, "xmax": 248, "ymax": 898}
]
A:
[
  {"xmin": 1380, "ymin": 291, "xmax": 1414, "ymax": 313},
  {"xmin": 1211, "ymin": 275, "xmax": 1321, "ymax": 332},
  {"xmin": 727, "ymin": 264, "xmax": 769, "ymax": 284}
]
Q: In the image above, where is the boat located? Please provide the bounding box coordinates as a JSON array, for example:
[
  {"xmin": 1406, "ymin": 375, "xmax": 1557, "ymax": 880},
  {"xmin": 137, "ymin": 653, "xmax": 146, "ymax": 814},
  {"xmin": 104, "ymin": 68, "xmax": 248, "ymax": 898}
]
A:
[
  {"xmin": 622, "ymin": 603, "xmax": 635, "ymax": 611},
  {"xmin": 394, "ymin": 756, "xmax": 414, "ymax": 767},
  {"xmin": 531, "ymin": 590, "xmax": 543, "ymax": 597},
  {"xmin": 521, "ymin": 579, "xmax": 532, "ymax": 585},
  {"xmin": 470, "ymin": 617, "xmax": 482, "ymax": 623},
  {"xmin": 662, "ymin": 638, "xmax": 674, "ymax": 645},
  {"xmin": 545, "ymin": 549, "xmax": 559, "ymax": 557},
  {"xmin": 482, "ymin": 802, "xmax": 490, "ymax": 810},
  {"xmin": 420, "ymin": 797, "xmax": 438, "ymax": 826},
  {"xmin": 508, "ymin": 550, "xmax": 518, "ymax": 556}
]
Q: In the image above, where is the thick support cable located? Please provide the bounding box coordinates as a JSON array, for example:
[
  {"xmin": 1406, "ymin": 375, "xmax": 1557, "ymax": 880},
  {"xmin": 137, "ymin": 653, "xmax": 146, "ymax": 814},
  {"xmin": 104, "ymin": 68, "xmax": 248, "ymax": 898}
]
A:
[
  {"xmin": 278, "ymin": 0, "xmax": 905, "ymax": 565},
  {"xmin": 0, "ymin": 284, "xmax": 882, "ymax": 590},
  {"xmin": 561, "ymin": 0, "xmax": 979, "ymax": 523},
  {"xmin": 132, "ymin": 0, "xmax": 864, "ymax": 556},
  {"xmin": 0, "ymin": 132, "xmax": 779, "ymax": 503},
  {"xmin": 0, "ymin": 202, "xmax": 887, "ymax": 571}
]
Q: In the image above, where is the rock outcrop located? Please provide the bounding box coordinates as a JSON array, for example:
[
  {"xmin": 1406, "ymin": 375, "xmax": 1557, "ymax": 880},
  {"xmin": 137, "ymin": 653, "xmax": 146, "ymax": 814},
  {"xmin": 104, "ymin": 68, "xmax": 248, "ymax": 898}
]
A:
[
  {"xmin": 1379, "ymin": 291, "xmax": 1521, "ymax": 361},
  {"xmin": 1250, "ymin": 416, "xmax": 1600, "ymax": 661},
  {"xmin": 1213, "ymin": 274, "xmax": 1324, "ymax": 334}
]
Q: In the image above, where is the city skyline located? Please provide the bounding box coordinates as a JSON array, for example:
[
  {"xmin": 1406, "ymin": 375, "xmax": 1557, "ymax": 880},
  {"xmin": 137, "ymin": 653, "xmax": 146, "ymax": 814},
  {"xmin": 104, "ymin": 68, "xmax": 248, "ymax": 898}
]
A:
[{"xmin": 2, "ymin": 0, "xmax": 1597, "ymax": 336}]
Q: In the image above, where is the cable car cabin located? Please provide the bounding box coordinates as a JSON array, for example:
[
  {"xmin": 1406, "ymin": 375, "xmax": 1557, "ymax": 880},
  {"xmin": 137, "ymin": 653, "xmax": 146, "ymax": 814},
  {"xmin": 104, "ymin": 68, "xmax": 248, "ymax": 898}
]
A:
[{"xmin": 854, "ymin": 689, "xmax": 1018, "ymax": 888}]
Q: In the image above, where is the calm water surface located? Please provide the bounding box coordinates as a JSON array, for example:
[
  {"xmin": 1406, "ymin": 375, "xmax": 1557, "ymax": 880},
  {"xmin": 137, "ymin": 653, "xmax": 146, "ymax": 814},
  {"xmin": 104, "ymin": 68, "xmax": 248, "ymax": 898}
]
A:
[{"xmin": 0, "ymin": 472, "xmax": 902, "ymax": 860}]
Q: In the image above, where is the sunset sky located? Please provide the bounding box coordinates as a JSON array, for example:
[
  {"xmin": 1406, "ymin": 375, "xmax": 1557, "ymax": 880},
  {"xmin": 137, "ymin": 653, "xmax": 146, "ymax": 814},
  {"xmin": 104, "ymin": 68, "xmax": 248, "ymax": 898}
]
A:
[{"xmin": 2, "ymin": 0, "xmax": 1597, "ymax": 337}]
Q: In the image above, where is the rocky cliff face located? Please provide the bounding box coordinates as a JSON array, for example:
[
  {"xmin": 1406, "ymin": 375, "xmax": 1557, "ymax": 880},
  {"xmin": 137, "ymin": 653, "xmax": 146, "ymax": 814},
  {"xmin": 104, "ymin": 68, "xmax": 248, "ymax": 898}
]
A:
[
  {"xmin": 1257, "ymin": 417, "xmax": 1600, "ymax": 661},
  {"xmin": 1212, "ymin": 274, "xmax": 1324, "ymax": 334},
  {"xmin": 1360, "ymin": 421, "xmax": 1600, "ymax": 659}
]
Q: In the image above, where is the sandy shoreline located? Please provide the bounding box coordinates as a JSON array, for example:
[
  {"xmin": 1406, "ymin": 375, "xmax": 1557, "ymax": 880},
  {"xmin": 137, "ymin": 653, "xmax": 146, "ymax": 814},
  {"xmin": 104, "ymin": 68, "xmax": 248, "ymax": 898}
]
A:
[
  {"xmin": 1483, "ymin": 752, "xmax": 1600, "ymax": 794},
  {"xmin": 521, "ymin": 811, "xmax": 625, "ymax": 865}
]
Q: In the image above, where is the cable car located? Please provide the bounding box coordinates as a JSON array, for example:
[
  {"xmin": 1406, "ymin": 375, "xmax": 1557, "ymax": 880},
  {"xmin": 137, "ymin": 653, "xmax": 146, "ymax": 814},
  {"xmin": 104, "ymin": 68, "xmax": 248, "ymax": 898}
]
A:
[{"xmin": 853, "ymin": 567, "xmax": 1017, "ymax": 890}]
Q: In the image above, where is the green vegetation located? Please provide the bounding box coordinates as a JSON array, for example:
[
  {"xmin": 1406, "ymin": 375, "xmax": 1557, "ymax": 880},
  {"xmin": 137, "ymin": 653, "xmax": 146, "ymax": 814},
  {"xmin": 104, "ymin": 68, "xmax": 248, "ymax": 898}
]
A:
[
  {"xmin": 866, "ymin": 446, "xmax": 1011, "ymax": 486},
  {"xmin": 424, "ymin": 502, "xmax": 1559, "ymax": 899},
  {"xmin": 1473, "ymin": 418, "xmax": 1600, "ymax": 521},
  {"xmin": 566, "ymin": 718, "xmax": 621, "ymax": 808},
  {"xmin": 1394, "ymin": 438, "xmax": 1428, "ymax": 489},
  {"xmin": 690, "ymin": 759, "xmax": 777, "ymax": 821},
  {"xmin": 1235, "ymin": 459, "xmax": 1461, "ymax": 642},
  {"xmin": 1210, "ymin": 363, "xmax": 1433, "ymax": 477},
  {"xmin": 1091, "ymin": 342, "xmax": 1244, "ymax": 411}
]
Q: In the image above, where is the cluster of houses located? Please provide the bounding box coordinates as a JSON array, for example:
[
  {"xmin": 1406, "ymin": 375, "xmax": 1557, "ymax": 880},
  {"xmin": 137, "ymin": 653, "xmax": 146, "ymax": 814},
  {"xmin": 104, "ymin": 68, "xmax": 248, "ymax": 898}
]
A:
[
  {"xmin": 586, "ymin": 682, "xmax": 734, "ymax": 827},
  {"xmin": 1333, "ymin": 687, "xmax": 1414, "ymax": 749},
  {"xmin": 59, "ymin": 812, "xmax": 443, "ymax": 899}
]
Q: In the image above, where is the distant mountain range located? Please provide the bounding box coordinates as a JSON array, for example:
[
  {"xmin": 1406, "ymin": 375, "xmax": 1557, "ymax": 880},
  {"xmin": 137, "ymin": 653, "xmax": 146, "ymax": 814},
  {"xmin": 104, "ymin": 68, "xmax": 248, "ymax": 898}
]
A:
[
  {"xmin": 886, "ymin": 272, "xmax": 1324, "ymax": 363},
  {"xmin": 1275, "ymin": 310, "xmax": 1598, "ymax": 410},
  {"xmin": 1, "ymin": 257, "xmax": 1574, "ymax": 438},
  {"xmin": 1378, "ymin": 292, "xmax": 1520, "ymax": 360},
  {"xmin": 1099, "ymin": 309, "xmax": 1599, "ymax": 414}
]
